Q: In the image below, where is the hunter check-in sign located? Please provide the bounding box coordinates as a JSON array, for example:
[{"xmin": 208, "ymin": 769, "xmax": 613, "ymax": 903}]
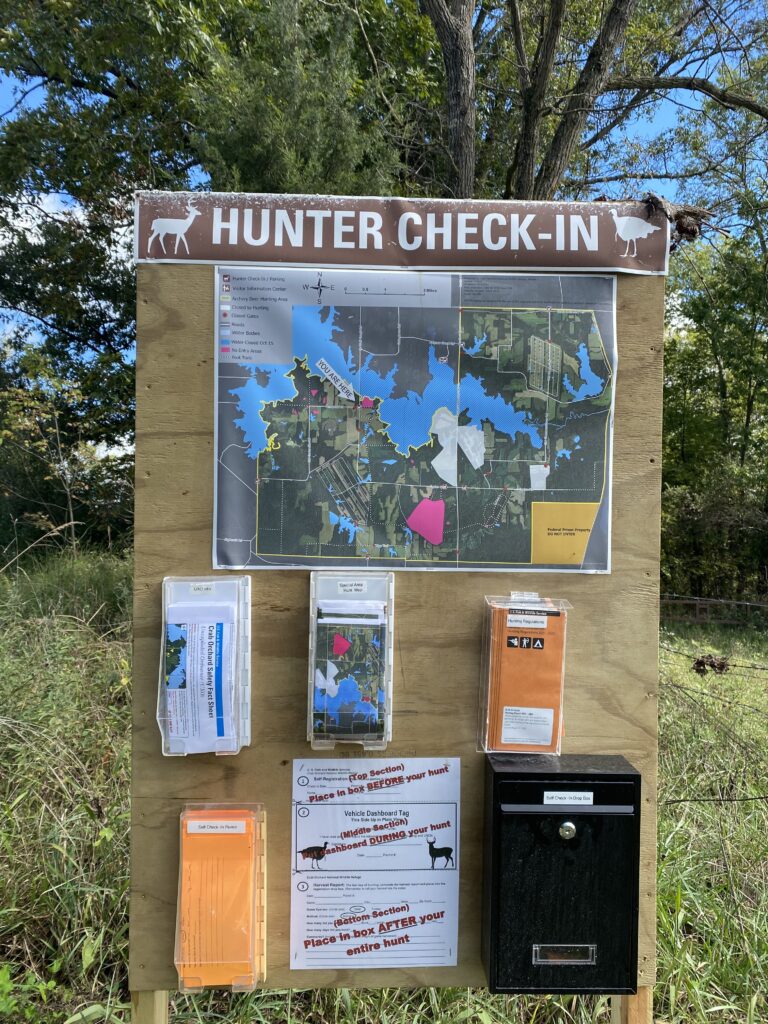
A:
[{"xmin": 134, "ymin": 192, "xmax": 669, "ymax": 274}]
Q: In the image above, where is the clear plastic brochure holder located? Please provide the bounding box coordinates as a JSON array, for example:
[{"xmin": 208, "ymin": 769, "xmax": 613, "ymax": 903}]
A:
[
  {"xmin": 479, "ymin": 592, "xmax": 571, "ymax": 756},
  {"xmin": 157, "ymin": 576, "xmax": 251, "ymax": 756},
  {"xmin": 175, "ymin": 803, "xmax": 266, "ymax": 992},
  {"xmin": 308, "ymin": 571, "xmax": 394, "ymax": 750}
]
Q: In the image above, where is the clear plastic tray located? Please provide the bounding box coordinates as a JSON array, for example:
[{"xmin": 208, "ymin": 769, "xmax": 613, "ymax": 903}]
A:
[
  {"xmin": 479, "ymin": 593, "xmax": 571, "ymax": 755},
  {"xmin": 157, "ymin": 576, "xmax": 251, "ymax": 755},
  {"xmin": 308, "ymin": 571, "xmax": 394, "ymax": 750},
  {"xmin": 175, "ymin": 803, "xmax": 266, "ymax": 991}
]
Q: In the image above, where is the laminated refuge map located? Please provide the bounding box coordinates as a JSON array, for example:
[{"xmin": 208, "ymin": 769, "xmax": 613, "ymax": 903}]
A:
[{"xmin": 214, "ymin": 268, "xmax": 616, "ymax": 571}]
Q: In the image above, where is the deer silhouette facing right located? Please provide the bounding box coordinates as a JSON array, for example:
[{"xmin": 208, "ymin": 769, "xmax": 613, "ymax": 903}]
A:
[
  {"xmin": 147, "ymin": 201, "xmax": 201, "ymax": 256},
  {"xmin": 427, "ymin": 835, "xmax": 454, "ymax": 868}
]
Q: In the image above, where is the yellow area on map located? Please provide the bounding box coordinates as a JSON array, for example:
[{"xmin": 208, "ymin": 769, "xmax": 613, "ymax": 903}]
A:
[{"xmin": 530, "ymin": 502, "xmax": 600, "ymax": 565}]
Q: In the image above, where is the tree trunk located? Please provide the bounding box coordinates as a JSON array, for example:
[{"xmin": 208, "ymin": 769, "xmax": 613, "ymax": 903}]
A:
[
  {"xmin": 423, "ymin": 0, "xmax": 476, "ymax": 198},
  {"xmin": 505, "ymin": 1, "xmax": 566, "ymax": 200},
  {"xmin": 533, "ymin": 0, "xmax": 639, "ymax": 199}
]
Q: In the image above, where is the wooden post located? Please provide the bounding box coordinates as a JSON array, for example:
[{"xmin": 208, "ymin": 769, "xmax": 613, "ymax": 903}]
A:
[
  {"xmin": 131, "ymin": 990, "xmax": 168, "ymax": 1024},
  {"xmin": 611, "ymin": 987, "xmax": 653, "ymax": 1024}
]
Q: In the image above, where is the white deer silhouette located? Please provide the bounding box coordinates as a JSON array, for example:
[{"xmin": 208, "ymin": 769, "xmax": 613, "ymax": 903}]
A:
[{"xmin": 147, "ymin": 201, "xmax": 201, "ymax": 256}]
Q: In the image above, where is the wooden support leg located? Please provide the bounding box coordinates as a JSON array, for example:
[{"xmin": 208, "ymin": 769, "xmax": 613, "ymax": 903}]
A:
[
  {"xmin": 131, "ymin": 991, "xmax": 169, "ymax": 1024},
  {"xmin": 611, "ymin": 987, "xmax": 653, "ymax": 1024}
]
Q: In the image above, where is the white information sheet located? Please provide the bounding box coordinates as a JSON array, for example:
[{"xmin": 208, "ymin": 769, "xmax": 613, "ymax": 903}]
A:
[
  {"xmin": 163, "ymin": 610, "xmax": 236, "ymax": 754},
  {"xmin": 290, "ymin": 758, "xmax": 460, "ymax": 970}
]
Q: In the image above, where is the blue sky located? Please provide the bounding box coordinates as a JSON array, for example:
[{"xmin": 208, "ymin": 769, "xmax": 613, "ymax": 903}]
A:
[{"xmin": 0, "ymin": 69, "xmax": 697, "ymax": 203}]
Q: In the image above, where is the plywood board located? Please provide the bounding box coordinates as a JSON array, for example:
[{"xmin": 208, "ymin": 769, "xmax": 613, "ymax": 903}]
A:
[{"xmin": 130, "ymin": 264, "xmax": 663, "ymax": 990}]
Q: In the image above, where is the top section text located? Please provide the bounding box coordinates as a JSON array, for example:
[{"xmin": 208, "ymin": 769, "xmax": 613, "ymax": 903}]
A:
[{"xmin": 134, "ymin": 192, "xmax": 669, "ymax": 275}]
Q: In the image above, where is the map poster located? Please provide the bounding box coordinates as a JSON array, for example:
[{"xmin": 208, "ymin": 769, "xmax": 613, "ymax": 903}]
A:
[
  {"xmin": 290, "ymin": 758, "xmax": 460, "ymax": 970},
  {"xmin": 214, "ymin": 267, "xmax": 616, "ymax": 571}
]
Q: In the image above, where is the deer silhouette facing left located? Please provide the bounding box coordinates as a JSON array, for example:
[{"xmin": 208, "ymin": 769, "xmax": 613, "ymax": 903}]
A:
[{"xmin": 147, "ymin": 201, "xmax": 201, "ymax": 256}]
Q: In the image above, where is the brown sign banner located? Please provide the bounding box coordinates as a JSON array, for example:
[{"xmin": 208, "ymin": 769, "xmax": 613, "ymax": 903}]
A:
[{"xmin": 134, "ymin": 191, "xmax": 669, "ymax": 275}]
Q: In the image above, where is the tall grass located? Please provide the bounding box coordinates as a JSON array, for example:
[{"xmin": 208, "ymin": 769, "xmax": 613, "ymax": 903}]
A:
[
  {"xmin": 656, "ymin": 625, "xmax": 768, "ymax": 1023},
  {"xmin": 0, "ymin": 555, "xmax": 766, "ymax": 1022},
  {"xmin": 0, "ymin": 553, "xmax": 132, "ymax": 1022},
  {"xmin": 0, "ymin": 551, "xmax": 132, "ymax": 630}
]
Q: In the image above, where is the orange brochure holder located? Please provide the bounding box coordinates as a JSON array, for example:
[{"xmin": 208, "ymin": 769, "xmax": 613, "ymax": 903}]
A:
[
  {"xmin": 479, "ymin": 595, "xmax": 570, "ymax": 755},
  {"xmin": 175, "ymin": 805, "xmax": 266, "ymax": 991}
]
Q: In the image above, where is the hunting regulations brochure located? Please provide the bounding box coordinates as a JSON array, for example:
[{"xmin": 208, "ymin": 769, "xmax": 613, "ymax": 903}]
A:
[{"xmin": 480, "ymin": 595, "xmax": 570, "ymax": 754}]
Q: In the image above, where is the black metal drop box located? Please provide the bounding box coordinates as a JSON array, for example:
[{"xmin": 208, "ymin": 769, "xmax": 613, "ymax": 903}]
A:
[{"xmin": 482, "ymin": 753, "xmax": 641, "ymax": 994}]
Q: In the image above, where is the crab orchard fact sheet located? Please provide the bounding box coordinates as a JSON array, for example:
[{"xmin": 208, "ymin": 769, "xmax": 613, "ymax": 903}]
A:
[{"xmin": 291, "ymin": 758, "xmax": 460, "ymax": 969}]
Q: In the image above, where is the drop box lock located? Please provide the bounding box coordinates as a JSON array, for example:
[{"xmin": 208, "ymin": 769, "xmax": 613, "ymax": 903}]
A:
[{"xmin": 481, "ymin": 754, "xmax": 641, "ymax": 994}]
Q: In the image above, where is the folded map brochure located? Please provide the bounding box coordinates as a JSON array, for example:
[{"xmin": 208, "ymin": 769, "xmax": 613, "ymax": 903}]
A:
[
  {"xmin": 311, "ymin": 601, "xmax": 388, "ymax": 746},
  {"xmin": 482, "ymin": 596, "xmax": 569, "ymax": 754},
  {"xmin": 157, "ymin": 577, "xmax": 251, "ymax": 756},
  {"xmin": 175, "ymin": 805, "xmax": 266, "ymax": 991}
]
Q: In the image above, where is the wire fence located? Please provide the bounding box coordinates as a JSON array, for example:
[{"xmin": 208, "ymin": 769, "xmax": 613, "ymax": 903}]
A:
[
  {"xmin": 661, "ymin": 593, "xmax": 768, "ymax": 628},
  {"xmin": 659, "ymin": 615, "xmax": 768, "ymax": 808}
]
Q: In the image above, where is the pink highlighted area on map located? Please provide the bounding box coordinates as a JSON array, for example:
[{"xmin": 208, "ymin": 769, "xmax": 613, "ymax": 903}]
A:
[
  {"xmin": 333, "ymin": 633, "xmax": 352, "ymax": 656},
  {"xmin": 406, "ymin": 498, "xmax": 445, "ymax": 546},
  {"xmin": 360, "ymin": 397, "xmax": 375, "ymax": 409}
]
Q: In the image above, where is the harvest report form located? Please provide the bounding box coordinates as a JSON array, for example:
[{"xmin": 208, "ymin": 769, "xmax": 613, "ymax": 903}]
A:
[{"xmin": 290, "ymin": 758, "xmax": 460, "ymax": 969}]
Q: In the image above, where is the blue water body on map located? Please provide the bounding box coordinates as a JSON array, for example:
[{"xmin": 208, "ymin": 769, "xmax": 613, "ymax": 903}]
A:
[
  {"xmin": 403, "ymin": 526, "xmax": 413, "ymax": 544},
  {"xmin": 294, "ymin": 305, "xmax": 352, "ymax": 378},
  {"xmin": 361, "ymin": 355, "xmax": 398, "ymax": 399},
  {"xmin": 166, "ymin": 624, "xmax": 187, "ymax": 689},
  {"xmin": 464, "ymin": 333, "xmax": 487, "ymax": 356},
  {"xmin": 378, "ymin": 347, "xmax": 456, "ymax": 455},
  {"xmin": 388, "ymin": 547, "xmax": 397, "ymax": 557},
  {"xmin": 329, "ymin": 511, "xmax": 362, "ymax": 543},
  {"xmin": 314, "ymin": 675, "xmax": 364, "ymax": 724},
  {"xmin": 556, "ymin": 449, "xmax": 572, "ymax": 464},
  {"xmin": 231, "ymin": 366, "xmax": 297, "ymax": 458},
  {"xmin": 460, "ymin": 373, "xmax": 543, "ymax": 448},
  {"xmin": 382, "ymin": 459, "xmax": 397, "ymax": 465},
  {"xmin": 563, "ymin": 344, "xmax": 604, "ymax": 400},
  {"xmin": 574, "ymin": 435, "xmax": 581, "ymax": 443}
]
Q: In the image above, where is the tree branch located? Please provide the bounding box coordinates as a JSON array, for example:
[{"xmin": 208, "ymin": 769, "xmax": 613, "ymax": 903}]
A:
[
  {"xmin": 507, "ymin": 0, "xmax": 531, "ymax": 91},
  {"xmin": 563, "ymin": 162, "xmax": 721, "ymax": 187},
  {"xmin": 606, "ymin": 74, "xmax": 768, "ymax": 119}
]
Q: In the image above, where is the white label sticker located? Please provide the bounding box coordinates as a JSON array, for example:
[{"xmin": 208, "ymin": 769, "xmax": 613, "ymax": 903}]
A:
[
  {"xmin": 501, "ymin": 706, "xmax": 554, "ymax": 745},
  {"xmin": 190, "ymin": 583, "xmax": 215, "ymax": 594},
  {"xmin": 507, "ymin": 613, "xmax": 547, "ymax": 629},
  {"xmin": 337, "ymin": 580, "xmax": 367, "ymax": 594},
  {"xmin": 187, "ymin": 820, "xmax": 246, "ymax": 835},
  {"xmin": 543, "ymin": 791, "xmax": 594, "ymax": 806}
]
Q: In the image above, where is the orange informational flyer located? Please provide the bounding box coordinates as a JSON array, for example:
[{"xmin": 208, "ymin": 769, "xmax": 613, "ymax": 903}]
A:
[
  {"xmin": 175, "ymin": 805, "xmax": 266, "ymax": 991},
  {"xmin": 481, "ymin": 597, "xmax": 569, "ymax": 754}
]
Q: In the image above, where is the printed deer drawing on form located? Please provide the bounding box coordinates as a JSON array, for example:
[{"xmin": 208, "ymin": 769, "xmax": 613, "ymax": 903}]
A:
[
  {"xmin": 427, "ymin": 835, "xmax": 454, "ymax": 869},
  {"xmin": 147, "ymin": 201, "xmax": 201, "ymax": 256}
]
